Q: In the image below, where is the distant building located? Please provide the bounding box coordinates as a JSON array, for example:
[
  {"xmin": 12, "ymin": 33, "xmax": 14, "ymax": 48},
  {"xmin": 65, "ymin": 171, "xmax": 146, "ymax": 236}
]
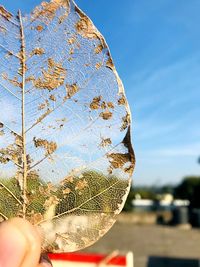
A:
[
  {"xmin": 132, "ymin": 199, "xmax": 154, "ymax": 212},
  {"xmin": 132, "ymin": 194, "xmax": 190, "ymax": 212}
]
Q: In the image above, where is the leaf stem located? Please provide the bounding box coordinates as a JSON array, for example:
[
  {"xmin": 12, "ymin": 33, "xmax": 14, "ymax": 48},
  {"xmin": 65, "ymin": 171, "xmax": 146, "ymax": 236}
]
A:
[{"xmin": 18, "ymin": 10, "xmax": 27, "ymax": 219}]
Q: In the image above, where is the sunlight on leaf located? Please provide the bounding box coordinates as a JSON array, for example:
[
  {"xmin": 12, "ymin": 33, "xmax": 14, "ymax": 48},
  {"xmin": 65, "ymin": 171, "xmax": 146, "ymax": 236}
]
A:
[{"xmin": 0, "ymin": 0, "xmax": 135, "ymax": 252}]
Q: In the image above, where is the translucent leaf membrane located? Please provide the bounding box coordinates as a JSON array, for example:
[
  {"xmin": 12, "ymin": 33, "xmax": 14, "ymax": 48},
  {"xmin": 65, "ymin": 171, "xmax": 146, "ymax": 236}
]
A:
[{"xmin": 0, "ymin": 0, "xmax": 135, "ymax": 252}]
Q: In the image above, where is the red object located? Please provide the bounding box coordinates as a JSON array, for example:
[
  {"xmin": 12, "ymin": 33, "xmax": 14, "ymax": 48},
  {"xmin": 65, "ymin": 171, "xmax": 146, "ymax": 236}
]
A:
[{"xmin": 48, "ymin": 253, "xmax": 126, "ymax": 266}]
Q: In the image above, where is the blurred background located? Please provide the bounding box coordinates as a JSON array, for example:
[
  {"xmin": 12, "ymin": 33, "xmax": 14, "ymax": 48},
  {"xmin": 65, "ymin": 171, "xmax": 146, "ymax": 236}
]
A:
[{"xmin": 2, "ymin": 0, "xmax": 200, "ymax": 266}]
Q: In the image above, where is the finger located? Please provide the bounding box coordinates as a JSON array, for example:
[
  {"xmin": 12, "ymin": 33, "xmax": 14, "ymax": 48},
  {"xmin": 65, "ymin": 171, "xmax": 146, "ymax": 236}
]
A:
[
  {"xmin": 10, "ymin": 218, "xmax": 42, "ymax": 267},
  {"xmin": 0, "ymin": 218, "xmax": 41, "ymax": 267},
  {"xmin": 0, "ymin": 219, "xmax": 28, "ymax": 267}
]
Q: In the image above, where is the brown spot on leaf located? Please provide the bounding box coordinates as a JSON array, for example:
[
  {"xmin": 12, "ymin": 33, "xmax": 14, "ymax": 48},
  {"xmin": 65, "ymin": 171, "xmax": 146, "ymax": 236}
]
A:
[
  {"xmin": 101, "ymin": 101, "xmax": 107, "ymax": 109},
  {"xmin": 124, "ymin": 165, "xmax": 134, "ymax": 175},
  {"xmin": 2, "ymin": 73, "xmax": 22, "ymax": 88},
  {"xmin": 107, "ymin": 102, "xmax": 114, "ymax": 109},
  {"xmin": 68, "ymin": 37, "xmax": 76, "ymax": 45},
  {"xmin": 121, "ymin": 113, "xmax": 131, "ymax": 131},
  {"xmin": 30, "ymin": 47, "xmax": 45, "ymax": 57},
  {"xmin": 90, "ymin": 98, "xmax": 115, "ymax": 114},
  {"xmin": 0, "ymin": 6, "xmax": 12, "ymax": 21},
  {"xmin": 95, "ymin": 62, "xmax": 102, "ymax": 70},
  {"xmin": 11, "ymin": 77, "xmax": 22, "ymax": 88},
  {"xmin": 100, "ymin": 138, "xmax": 112, "ymax": 147},
  {"xmin": 25, "ymin": 76, "xmax": 34, "ymax": 83},
  {"xmin": 32, "ymin": 0, "xmax": 69, "ymax": 24},
  {"xmin": 36, "ymin": 25, "xmax": 44, "ymax": 31},
  {"xmin": 75, "ymin": 179, "xmax": 88, "ymax": 190},
  {"xmin": 34, "ymin": 58, "xmax": 66, "ymax": 91},
  {"xmin": 44, "ymin": 195, "xmax": 59, "ymax": 208},
  {"xmin": 108, "ymin": 153, "xmax": 131, "ymax": 169},
  {"xmin": 63, "ymin": 188, "xmax": 71, "ymax": 195},
  {"xmin": 61, "ymin": 175, "xmax": 74, "ymax": 185},
  {"xmin": 90, "ymin": 96, "xmax": 102, "ymax": 110},
  {"xmin": 100, "ymin": 111, "xmax": 113, "ymax": 120},
  {"xmin": 49, "ymin": 94, "xmax": 56, "ymax": 101},
  {"xmin": 95, "ymin": 44, "xmax": 104, "ymax": 54},
  {"xmin": 0, "ymin": 123, "xmax": 4, "ymax": 128},
  {"xmin": 118, "ymin": 95, "xmax": 126, "ymax": 105},
  {"xmin": 0, "ymin": 144, "xmax": 21, "ymax": 165},
  {"xmin": 106, "ymin": 57, "xmax": 114, "ymax": 70},
  {"xmin": 15, "ymin": 134, "xmax": 23, "ymax": 147},
  {"xmin": 66, "ymin": 83, "xmax": 79, "ymax": 98},
  {"xmin": 33, "ymin": 137, "xmax": 57, "ymax": 156},
  {"xmin": 38, "ymin": 103, "xmax": 46, "ymax": 110},
  {"xmin": 75, "ymin": 8, "xmax": 97, "ymax": 39}
]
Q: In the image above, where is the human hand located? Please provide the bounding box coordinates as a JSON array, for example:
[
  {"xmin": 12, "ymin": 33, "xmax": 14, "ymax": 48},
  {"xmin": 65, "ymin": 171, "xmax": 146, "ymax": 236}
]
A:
[{"xmin": 0, "ymin": 218, "xmax": 52, "ymax": 267}]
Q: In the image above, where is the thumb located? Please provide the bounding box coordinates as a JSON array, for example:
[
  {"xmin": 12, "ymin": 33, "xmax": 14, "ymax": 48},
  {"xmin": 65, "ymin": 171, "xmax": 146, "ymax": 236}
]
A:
[{"xmin": 0, "ymin": 218, "xmax": 41, "ymax": 267}]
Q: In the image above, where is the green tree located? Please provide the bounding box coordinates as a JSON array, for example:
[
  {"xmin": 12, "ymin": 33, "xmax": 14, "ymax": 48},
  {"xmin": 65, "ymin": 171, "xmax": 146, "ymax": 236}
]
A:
[{"xmin": 174, "ymin": 176, "xmax": 200, "ymax": 209}]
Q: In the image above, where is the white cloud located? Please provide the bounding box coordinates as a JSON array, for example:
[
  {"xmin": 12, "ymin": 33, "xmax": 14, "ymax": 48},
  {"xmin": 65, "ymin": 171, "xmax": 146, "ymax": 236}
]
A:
[{"xmin": 137, "ymin": 142, "xmax": 200, "ymax": 158}]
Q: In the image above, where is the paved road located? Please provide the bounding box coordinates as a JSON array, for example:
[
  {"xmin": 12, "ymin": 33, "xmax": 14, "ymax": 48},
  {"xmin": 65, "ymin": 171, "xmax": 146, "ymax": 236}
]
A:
[{"xmin": 83, "ymin": 220, "xmax": 200, "ymax": 267}]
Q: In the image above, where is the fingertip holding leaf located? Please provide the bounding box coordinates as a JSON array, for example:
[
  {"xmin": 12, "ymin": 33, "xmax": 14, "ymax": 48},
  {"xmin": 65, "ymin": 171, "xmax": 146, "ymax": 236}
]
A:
[{"xmin": 0, "ymin": 0, "xmax": 135, "ymax": 252}]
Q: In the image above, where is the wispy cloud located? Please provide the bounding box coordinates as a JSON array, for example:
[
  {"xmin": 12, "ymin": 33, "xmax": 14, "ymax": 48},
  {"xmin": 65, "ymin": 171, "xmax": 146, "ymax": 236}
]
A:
[{"xmin": 138, "ymin": 142, "xmax": 200, "ymax": 158}]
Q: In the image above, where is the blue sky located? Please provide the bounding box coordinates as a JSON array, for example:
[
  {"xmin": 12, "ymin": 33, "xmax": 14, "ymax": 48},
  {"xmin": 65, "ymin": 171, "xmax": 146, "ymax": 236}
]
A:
[{"xmin": 1, "ymin": 0, "xmax": 200, "ymax": 185}]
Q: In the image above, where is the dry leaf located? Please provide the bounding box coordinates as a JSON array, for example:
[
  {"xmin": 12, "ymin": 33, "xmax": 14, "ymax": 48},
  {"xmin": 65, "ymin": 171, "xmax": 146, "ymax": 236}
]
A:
[{"xmin": 0, "ymin": 0, "xmax": 135, "ymax": 253}]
